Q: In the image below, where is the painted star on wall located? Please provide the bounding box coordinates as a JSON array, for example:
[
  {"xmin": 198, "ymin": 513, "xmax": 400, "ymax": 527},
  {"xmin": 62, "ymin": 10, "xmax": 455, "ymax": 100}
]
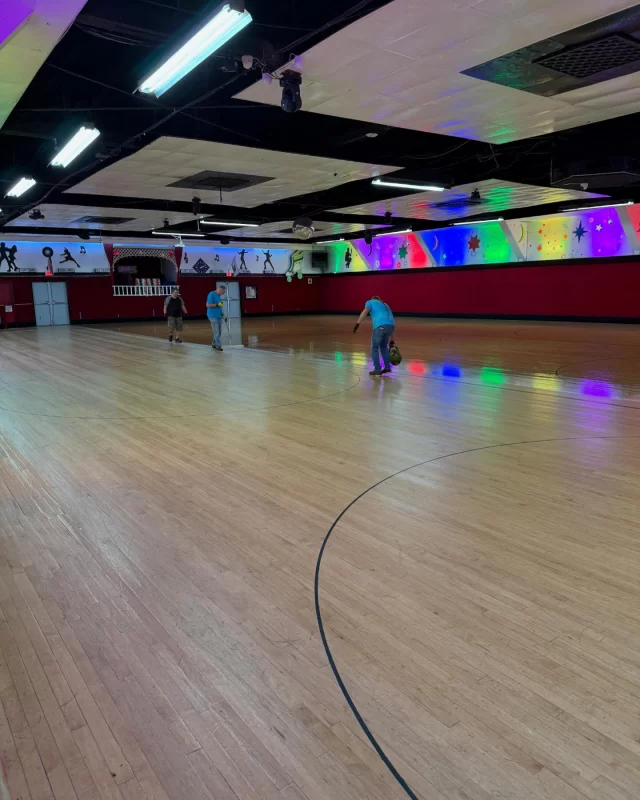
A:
[
  {"xmin": 573, "ymin": 222, "xmax": 587, "ymax": 242},
  {"xmin": 398, "ymin": 243, "xmax": 408, "ymax": 260},
  {"xmin": 595, "ymin": 223, "xmax": 603, "ymax": 232},
  {"xmin": 468, "ymin": 234, "xmax": 481, "ymax": 252}
]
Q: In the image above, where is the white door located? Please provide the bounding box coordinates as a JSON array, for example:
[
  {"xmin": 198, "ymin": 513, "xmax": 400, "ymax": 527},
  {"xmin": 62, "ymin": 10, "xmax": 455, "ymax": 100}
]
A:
[
  {"xmin": 216, "ymin": 281, "xmax": 241, "ymax": 319},
  {"xmin": 50, "ymin": 282, "xmax": 70, "ymax": 325},
  {"xmin": 32, "ymin": 282, "xmax": 69, "ymax": 326}
]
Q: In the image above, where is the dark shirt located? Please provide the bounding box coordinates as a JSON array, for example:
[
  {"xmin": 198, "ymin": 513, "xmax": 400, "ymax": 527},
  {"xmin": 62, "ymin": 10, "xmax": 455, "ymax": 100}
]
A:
[{"xmin": 166, "ymin": 297, "xmax": 183, "ymax": 317}]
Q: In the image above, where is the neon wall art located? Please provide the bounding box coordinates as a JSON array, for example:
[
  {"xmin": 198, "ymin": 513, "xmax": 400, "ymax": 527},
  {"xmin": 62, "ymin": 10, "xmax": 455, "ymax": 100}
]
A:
[{"xmin": 329, "ymin": 204, "xmax": 640, "ymax": 273}]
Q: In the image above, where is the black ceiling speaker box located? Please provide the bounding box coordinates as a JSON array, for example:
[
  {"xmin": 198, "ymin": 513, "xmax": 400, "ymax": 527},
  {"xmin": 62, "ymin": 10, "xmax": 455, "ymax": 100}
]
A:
[{"xmin": 311, "ymin": 251, "xmax": 328, "ymax": 272}]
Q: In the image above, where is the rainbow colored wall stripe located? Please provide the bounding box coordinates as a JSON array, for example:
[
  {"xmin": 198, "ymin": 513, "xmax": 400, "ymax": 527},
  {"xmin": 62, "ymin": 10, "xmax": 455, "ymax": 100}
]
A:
[{"xmin": 329, "ymin": 204, "xmax": 640, "ymax": 272}]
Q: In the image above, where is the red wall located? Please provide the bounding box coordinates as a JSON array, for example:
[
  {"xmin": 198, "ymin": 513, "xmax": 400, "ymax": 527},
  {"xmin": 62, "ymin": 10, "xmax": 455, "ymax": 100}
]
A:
[
  {"xmin": 1, "ymin": 260, "xmax": 639, "ymax": 325},
  {"xmin": 318, "ymin": 260, "xmax": 640, "ymax": 320}
]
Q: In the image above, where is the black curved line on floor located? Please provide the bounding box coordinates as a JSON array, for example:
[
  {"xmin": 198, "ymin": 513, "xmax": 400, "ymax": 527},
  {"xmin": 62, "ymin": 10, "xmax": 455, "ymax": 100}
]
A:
[
  {"xmin": 0, "ymin": 375, "xmax": 361, "ymax": 420},
  {"xmin": 314, "ymin": 433, "xmax": 640, "ymax": 800},
  {"xmin": 555, "ymin": 354, "xmax": 640, "ymax": 377}
]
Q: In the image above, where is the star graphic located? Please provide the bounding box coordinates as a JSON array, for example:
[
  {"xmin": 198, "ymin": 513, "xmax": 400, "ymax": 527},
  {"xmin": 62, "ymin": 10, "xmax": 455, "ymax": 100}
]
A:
[
  {"xmin": 595, "ymin": 224, "xmax": 603, "ymax": 232},
  {"xmin": 468, "ymin": 234, "xmax": 481, "ymax": 252},
  {"xmin": 573, "ymin": 222, "xmax": 587, "ymax": 242},
  {"xmin": 563, "ymin": 234, "xmax": 568, "ymax": 239},
  {"xmin": 537, "ymin": 245, "xmax": 542, "ymax": 252},
  {"xmin": 398, "ymin": 244, "xmax": 408, "ymax": 259},
  {"xmin": 538, "ymin": 228, "xmax": 543, "ymax": 235}
]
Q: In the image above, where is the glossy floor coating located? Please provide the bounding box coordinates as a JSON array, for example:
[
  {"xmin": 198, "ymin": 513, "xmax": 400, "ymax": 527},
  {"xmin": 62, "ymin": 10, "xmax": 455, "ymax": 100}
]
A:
[{"xmin": 1, "ymin": 317, "xmax": 640, "ymax": 800}]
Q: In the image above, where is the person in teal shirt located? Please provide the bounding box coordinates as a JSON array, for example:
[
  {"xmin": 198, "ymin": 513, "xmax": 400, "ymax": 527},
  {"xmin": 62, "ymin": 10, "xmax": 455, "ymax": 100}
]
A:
[
  {"xmin": 206, "ymin": 285, "xmax": 226, "ymax": 351},
  {"xmin": 353, "ymin": 295, "xmax": 395, "ymax": 376}
]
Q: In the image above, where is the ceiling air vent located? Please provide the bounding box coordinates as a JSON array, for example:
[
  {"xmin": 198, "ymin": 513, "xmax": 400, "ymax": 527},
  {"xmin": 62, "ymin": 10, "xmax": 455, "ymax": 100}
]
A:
[
  {"xmin": 168, "ymin": 171, "xmax": 272, "ymax": 192},
  {"xmin": 534, "ymin": 34, "xmax": 640, "ymax": 79},
  {"xmin": 72, "ymin": 215, "xmax": 135, "ymax": 225}
]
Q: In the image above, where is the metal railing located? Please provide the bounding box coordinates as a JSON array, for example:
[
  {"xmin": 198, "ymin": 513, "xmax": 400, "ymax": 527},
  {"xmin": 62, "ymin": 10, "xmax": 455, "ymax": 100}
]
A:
[{"xmin": 113, "ymin": 285, "xmax": 178, "ymax": 297}]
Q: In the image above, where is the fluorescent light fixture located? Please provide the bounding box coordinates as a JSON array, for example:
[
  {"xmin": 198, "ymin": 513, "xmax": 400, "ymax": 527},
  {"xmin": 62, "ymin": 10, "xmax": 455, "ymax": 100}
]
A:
[
  {"xmin": 570, "ymin": 201, "xmax": 632, "ymax": 211},
  {"xmin": 50, "ymin": 126, "xmax": 100, "ymax": 167},
  {"xmin": 375, "ymin": 228, "xmax": 412, "ymax": 237},
  {"xmin": 315, "ymin": 238, "xmax": 344, "ymax": 244},
  {"xmin": 139, "ymin": 2, "xmax": 252, "ymax": 96},
  {"xmin": 372, "ymin": 178, "xmax": 445, "ymax": 192},
  {"xmin": 200, "ymin": 220, "xmax": 259, "ymax": 227},
  {"xmin": 5, "ymin": 177, "xmax": 36, "ymax": 198},
  {"xmin": 152, "ymin": 230, "xmax": 205, "ymax": 238},
  {"xmin": 452, "ymin": 217, "xmax": 503, "ymax": 226}
]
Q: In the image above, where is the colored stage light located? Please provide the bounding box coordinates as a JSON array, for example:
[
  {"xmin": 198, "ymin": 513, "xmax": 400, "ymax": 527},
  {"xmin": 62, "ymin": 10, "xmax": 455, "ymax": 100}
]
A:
[
  {"xmin": 372, "ymin": 179, "xmax": 445, "ymax": 192},
  {"xmin": 139, "ymin": 2, "xmax": 252, "ymax": 97},
  {"xmin": 5, "ymin": 177, "xmax": 36, "ymax": 197},
  {"xmin": 50, "ymin": 126, "xmax": 100, "ymax": 167}
]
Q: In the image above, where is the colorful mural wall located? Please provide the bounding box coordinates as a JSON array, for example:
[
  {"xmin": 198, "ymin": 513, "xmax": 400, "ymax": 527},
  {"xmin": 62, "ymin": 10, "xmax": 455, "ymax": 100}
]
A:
[
  {"xmin": 0, "ymin": 242, "xmax": 315, "ymax": 276},
  {"xmin": 329, "ymin": 204, "xmax": 640, "ymax": 272}
]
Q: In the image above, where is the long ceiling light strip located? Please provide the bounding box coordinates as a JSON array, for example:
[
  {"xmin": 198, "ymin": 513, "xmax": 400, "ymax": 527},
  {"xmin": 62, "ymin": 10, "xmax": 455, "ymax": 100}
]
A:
[
  {"xmin": 315, "ymin": 238, "xmax": 345, "ymax": 244},
  {"xmin": 152, "ymin": 231, "xmax": 205, "ymax": 238},
  {"xmin": 375, "ymin": 228, "xmax": 412, "ymax": 237},
  {"xmin": 200, "ymin": 220, "xmax": 259, "ymax": 227},
  {"xmin": 372, "ymin": 179, "xmax": 445, "ymax": 192},
  {"xmin": 452, "ymin": 217, "xmax": 503, "ymax": 226},
  {"xmin": 570, "ymin": 201, "xmax": 632, "ymax": 211},
  {"xmin": 5, "ymin": 178, "xmax": 36, "ymax": 198},
  {"xmin": 139, "ymin": 2, "xmax": 252, "ymax": 96},
  {"xmin": 50, "ymin": 126, "xmax": 100, "ymax": 167}
]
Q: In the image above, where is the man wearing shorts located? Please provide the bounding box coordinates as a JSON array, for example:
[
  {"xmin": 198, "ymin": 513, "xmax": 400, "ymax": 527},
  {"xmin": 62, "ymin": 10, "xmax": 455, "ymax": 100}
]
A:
[
  {"xmin": 164, "ymin": 288, "xmax": 187, "ymax": 343},
  {"xmin": 353, "ymin": 295, "xmax": 395, "ymax": 376},
  {"xmin": 206, "ymin": 284, "xmax": 226, "ymax": 351}
]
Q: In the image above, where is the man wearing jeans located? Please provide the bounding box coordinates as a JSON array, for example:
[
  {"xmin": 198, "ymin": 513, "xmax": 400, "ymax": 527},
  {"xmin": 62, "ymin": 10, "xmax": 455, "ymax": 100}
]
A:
[
  {"xmin": 353, "ymin": 295, "xmax": 395, "ymax": 376},
  {"xmin": 206, "ymin": 285, "xmax": 226, "ymax": 351}
]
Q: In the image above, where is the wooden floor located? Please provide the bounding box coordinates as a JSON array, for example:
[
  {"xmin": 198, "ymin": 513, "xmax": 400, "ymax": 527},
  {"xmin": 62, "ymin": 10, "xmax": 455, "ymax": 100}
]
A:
[{"xmin": 2, "ymin": 317, "xmax": 640, "ymax": 800}]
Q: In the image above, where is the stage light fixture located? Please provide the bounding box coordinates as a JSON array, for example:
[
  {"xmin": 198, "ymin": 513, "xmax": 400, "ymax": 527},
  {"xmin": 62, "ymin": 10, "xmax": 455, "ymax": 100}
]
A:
[
  {"xmin": 5, "ymin": 177, "xmax": 36, "ymax": 198},
  {"xmin": 372, "ymin": 179, "xmax": 445, "ymax": 192},
  {"xmin": 452, "ymin": 217, "xmax": 503, "ymax": 226},
  {"xmin": 280, "ymin": 70, "xmax": 302, "ymax": 113},
  {"xmin": 28, "ymin": 209, "xmax": 45, "ymax": 220},
  {"xmin": 200, "ymin": 220, "xmax": 259, "ymax": 227},
  {"xmin": 375, "ymin": 228, "xmax": 412, "ymax": 237},
  {"xmin": 50, "ymin": 125, "xmax": 100, "ymax": 167},
  {"xmin": 138, "ymin": 1, "xmax": 252, "ymax": 97}
]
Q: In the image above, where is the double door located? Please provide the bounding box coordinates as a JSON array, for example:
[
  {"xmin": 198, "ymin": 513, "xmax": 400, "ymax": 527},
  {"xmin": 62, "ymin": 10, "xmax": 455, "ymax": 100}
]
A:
[{"xmin": 33, "ymin": 282, "xmax": 69, "ymax": 326}]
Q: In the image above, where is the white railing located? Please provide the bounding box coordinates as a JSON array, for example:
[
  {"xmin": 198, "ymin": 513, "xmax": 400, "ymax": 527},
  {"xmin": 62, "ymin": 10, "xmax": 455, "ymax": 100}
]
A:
[{"xmin": 113, "ymin": 285, "xmax": 179, "ymax": 297}]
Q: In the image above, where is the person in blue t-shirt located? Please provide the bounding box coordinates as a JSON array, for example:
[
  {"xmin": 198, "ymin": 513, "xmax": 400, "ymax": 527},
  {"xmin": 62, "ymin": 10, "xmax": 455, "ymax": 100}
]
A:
[
  {"xmin": 353, "ymin": 295, "xmax": 395, "ymax": 376},
  {"xmin": 206, "ymin": 285, "xmax": 226, "ymax": 351}
]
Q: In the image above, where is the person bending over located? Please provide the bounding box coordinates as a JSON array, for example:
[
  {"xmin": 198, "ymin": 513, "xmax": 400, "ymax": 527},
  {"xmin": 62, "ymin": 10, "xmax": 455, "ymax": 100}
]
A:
[
  {"xmin": 206, "ymin": 285, "xmax": 226, "ymax": 351},
  {"xmin": 353, "ymin": 295, "xmax": 395, "ymax": 376},
  {"xmin": 164, "ymin": 288, "xmax": 187, "ymax": 343}
]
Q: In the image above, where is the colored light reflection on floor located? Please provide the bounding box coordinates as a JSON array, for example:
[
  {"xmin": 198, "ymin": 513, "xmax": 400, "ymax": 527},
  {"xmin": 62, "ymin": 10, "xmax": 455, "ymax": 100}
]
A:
[
  {"xmin": 581, "ymin": 380, "xmax": 614, "ymax": 398},
  {"xmin": 480, "ymin": 367, "xmax": 506, "ymax": 384},
  {"xmin": 334, "ymin": 351, "xmax": 342, "ymax": 362},
  {"xmin": 408, "ymin": 361, "xmax": 427, "ymax": 374},
  {"xmin": 442, "ymin": 364, "xmax": 462, "ymax": 378},
  {"xmin": 532, "ymin": 374, "xmax": 561, "ymax": 392}
]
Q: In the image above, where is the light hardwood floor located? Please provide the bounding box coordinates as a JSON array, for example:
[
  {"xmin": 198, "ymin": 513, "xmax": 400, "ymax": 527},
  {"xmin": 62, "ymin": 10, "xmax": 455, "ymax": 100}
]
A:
[{"xmin": 2, "ymin": 318, "xmax": 640, "ymax": 800}]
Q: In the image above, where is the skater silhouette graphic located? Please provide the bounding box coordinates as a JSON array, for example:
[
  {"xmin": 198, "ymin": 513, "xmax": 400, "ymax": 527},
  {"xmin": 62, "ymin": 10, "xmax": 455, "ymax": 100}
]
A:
[
  {"xmin": 0, "ymin": 242, "xmax": 18, "ymax": 272},
  {"xmin": 345, "ymin": 248, "xmax": 352, "ymax": 270},
  {"xmin": 237, "ymin": 249, "xmax": 249, "ymax": 273},
  {"xmin": 262, "ymin": 250, "xmax": 274, "ymax": 273},
  {"xmin": 60, "ymin": 248, "xmax": 80, "ymax": 268}
]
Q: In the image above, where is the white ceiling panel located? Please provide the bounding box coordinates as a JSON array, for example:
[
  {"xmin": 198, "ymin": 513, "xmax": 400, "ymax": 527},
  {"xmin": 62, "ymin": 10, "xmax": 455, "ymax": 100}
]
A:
[
  {"xmin": 210, "ymin": 220, "xmax": 387, "ymax": 238},
  {"xmin": 234, "ymin": 0, "xmax": 640, "ymax": 144},
  {"xmin": 6, "ymin": 204, "xmax": 197, "ymax": 231},
  {"xmin": 335, "ymin": 180, "xmax": 606, "ymax": 221},
  {"xmin": 65, "ymin": 137, "xmax": 400, "ymax": 208},
  {"xmin": 0, "ymin": 0, "xmax": 88, "ymax": 130}
]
